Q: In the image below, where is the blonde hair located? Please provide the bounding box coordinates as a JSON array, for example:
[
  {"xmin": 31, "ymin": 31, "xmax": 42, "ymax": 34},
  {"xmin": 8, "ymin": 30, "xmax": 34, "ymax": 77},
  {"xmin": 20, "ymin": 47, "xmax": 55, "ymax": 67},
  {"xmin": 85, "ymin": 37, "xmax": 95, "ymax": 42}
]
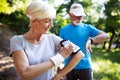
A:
[{"xmin": 26, "ymin": 1, "xmax": 56, "ymax": 20}]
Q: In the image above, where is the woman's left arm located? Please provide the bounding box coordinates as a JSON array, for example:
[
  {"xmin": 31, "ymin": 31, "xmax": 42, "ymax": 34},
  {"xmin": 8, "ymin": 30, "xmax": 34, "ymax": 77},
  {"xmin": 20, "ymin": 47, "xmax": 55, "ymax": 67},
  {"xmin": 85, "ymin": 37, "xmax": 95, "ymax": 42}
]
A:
[{"xmin": 52, "ymin": 51, "xmax": 84, "ymax": 80}]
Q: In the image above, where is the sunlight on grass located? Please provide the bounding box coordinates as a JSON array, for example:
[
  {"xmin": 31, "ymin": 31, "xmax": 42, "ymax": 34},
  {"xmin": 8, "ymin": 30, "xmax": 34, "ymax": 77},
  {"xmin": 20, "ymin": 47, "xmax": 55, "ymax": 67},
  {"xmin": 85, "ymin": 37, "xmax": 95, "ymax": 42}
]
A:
[
  {"xmin": 92, "ymin": 47, "xmax": 120, "ymax": 80},
  {"xmin": 93, "ymin": 60, "xmax": 120, "ymax": 80},
  {"xmin": 93, "ymin": 60, "xmax": 120, "ymax": 73},
  {"xmin": 93, "ymin": 60, "xmax": 111, "ymax": 72}
]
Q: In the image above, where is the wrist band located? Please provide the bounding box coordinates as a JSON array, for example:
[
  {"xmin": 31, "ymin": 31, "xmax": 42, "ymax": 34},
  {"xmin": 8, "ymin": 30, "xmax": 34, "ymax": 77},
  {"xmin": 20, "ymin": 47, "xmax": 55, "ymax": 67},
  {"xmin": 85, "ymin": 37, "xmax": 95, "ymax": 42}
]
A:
[{"xmin": 50, "ymin": 53, "xmax": 64, "ymax": 67}]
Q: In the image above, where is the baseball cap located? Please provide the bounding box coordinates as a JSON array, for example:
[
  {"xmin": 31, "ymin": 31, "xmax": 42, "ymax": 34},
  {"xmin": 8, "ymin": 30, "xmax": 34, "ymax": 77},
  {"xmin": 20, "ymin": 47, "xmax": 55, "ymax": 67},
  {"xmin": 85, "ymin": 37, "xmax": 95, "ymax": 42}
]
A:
[{"xmin": 70, "ymin": 3, "xmax": 86, "ymax": 16}]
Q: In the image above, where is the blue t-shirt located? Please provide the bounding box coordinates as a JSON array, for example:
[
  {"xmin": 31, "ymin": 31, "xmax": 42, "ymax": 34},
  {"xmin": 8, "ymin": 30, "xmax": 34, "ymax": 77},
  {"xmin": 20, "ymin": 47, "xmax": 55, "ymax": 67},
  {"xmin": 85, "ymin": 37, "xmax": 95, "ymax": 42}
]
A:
[{"xmin": 60, "ymin": 23, "xmax": 100, "ymax": 69}]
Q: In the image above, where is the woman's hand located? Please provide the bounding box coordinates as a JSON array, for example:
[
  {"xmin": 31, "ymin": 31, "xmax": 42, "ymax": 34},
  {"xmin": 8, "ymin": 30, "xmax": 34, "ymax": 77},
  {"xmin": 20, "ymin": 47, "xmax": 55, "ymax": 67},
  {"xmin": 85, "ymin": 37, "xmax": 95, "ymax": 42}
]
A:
[
  {"xmin": 51, "ymin": 74, "xmax": 64, "ymax": 80},
  {"xmin": 59, "ymin": 43, "xmax": 73, "ymax": 59}
]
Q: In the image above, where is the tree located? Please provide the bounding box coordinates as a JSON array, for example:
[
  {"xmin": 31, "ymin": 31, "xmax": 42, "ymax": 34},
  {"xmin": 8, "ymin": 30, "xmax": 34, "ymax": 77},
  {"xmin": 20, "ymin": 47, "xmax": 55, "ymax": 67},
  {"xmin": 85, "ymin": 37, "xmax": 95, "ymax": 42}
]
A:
[
  {"xmin": 0, "ymin": 0, "xmax": 31, "ymax": 34},
  {"xmin": 50, "ymin": 0, "xmax": 94, "ymax": 35},
  {"xmin": 104, "ymin": 0, "xmax": 120, "ymax": 50}
]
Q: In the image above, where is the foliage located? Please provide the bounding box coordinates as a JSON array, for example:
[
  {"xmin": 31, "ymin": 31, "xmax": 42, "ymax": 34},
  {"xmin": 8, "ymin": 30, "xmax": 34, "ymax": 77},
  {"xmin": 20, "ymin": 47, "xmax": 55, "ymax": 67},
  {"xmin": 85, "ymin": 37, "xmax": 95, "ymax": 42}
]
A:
[
  {"xmin": 0, "ymin": 0, "xmax": 31, "ymax": 34},
  {"xmin": 50, "ymin": 2, "xmax": 71, "ymax": 35},
  {"xmin": 0, "ymin": 13, "xmax": 29, "ymax": 34},
  {"xmin": 8, "ymin": 11, "xmax": 29, "ymax": 34},
  {"xmin": 50, "ymin": 14, "xmax": 70, "ymax": 35},
  {"xmin": 50, "ymin": 0, "xmax": 98, "ymax": 35},
  {"xmin": 0, "ymin": 0, "xmax": 14, "ymax": 14},
  {"xmin": 104, "ymin": 0, "xmax": 120, "ymax": 32},
  {"xmin": 0, "ymin": 0, "xmax": 120, "ymax": 49},
  {"xmin": 92, "ymin": 47, "xmax": 120, "ymax": 80},
  {"xmin": 0, "ymin": 0, "xmax": 106, "ymax": 35},
  {"xmin": 0, "ymin": 0, "xmax": 29, "ymax": 14},
  {"xmin": 99, "ymin": 0, "xmax": 120, "ymax": 50}
]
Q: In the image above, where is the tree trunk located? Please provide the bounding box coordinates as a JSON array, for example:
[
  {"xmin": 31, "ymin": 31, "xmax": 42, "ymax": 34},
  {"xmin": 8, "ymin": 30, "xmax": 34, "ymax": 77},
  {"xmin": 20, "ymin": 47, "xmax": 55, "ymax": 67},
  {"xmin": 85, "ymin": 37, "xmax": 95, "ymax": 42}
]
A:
[
  {"xmin": 108, "ymin": 31, "xmax": 115, "ymax": 51},
  {"xmin": 102, "ymin": 41, "xmax": 106, "ymax": 49},
  {"xmin": 115, "ymin": 38, "xmax": 120, "ymax": 49},
  {"xmin": 70, "ymin": 0, "xmax": 74, "ymax": 5}
]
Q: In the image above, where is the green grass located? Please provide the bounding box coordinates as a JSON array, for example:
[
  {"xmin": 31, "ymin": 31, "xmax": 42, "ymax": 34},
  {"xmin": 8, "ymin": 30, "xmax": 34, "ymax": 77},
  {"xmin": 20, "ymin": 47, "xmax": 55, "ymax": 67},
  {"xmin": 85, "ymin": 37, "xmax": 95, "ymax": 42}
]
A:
[{"xmin": 91, "ymin": 47, "xmax": 120, "ymax": 80}]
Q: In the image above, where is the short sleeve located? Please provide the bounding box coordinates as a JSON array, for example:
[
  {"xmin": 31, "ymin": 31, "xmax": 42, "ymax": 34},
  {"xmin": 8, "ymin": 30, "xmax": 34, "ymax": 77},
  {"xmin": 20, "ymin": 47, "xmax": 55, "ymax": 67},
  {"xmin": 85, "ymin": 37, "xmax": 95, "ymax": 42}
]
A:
[
  {"xmin": 88, "ymin": 24, "xmax": 100, "ymax": 37},
  {"xmin": 51, "ymin": 34, "xmax": 62, "ymax": 45},
  {"xmin": 49, "ymin": 34, "xmax": 63, "ymax": 52},
  {"xmin": 10, "ymin": 36, "xmax": 24, "ymax": 56}
]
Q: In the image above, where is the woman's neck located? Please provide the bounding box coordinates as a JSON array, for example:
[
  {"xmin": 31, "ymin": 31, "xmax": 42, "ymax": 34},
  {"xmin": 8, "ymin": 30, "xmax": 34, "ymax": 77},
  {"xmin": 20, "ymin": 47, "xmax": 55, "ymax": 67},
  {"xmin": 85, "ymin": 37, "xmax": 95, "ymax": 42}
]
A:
[{"xmin": 23, "ymin": 31, "xmax": 43, "ymax": 44}]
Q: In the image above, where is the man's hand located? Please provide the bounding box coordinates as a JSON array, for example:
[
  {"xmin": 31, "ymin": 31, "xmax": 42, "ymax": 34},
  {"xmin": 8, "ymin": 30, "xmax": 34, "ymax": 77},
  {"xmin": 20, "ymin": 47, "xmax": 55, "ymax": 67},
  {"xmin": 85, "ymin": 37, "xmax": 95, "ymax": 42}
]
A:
[{"xmin": 85, "ymin": 39, "xmax": 92, "ymax": 54}]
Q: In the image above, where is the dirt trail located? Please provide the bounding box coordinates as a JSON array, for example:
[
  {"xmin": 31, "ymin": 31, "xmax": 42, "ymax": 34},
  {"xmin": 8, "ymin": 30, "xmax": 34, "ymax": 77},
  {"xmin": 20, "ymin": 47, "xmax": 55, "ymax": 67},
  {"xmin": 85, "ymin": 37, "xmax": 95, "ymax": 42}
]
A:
[{"xmin": 0, "ymin": 23, "xmax": 17, "ymax": 80}]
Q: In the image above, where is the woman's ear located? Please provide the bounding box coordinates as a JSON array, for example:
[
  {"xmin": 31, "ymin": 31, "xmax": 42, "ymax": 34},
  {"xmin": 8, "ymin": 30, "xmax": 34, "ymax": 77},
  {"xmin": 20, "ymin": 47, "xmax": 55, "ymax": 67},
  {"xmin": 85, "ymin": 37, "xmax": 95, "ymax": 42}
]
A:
[{"xmin": 29, "ymin": 19, "xmax": 37, "ymax": 27}]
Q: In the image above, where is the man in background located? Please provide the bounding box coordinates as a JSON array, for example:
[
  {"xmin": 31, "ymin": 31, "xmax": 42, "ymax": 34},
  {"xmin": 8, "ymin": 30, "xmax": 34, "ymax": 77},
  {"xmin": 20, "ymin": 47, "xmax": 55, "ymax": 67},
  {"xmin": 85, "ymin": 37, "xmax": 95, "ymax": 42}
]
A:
[{"xmin": 59, "ymin": 3, "xmax": 110, "ymax": 80}]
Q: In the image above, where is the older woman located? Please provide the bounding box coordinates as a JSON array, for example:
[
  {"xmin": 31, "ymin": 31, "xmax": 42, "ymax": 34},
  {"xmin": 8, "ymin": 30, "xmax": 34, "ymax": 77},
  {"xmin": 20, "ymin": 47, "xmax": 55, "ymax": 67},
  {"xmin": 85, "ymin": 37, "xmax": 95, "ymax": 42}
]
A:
[{"xmin": 10, "ymin": 1, "xmax": 84, "ymax": 80}]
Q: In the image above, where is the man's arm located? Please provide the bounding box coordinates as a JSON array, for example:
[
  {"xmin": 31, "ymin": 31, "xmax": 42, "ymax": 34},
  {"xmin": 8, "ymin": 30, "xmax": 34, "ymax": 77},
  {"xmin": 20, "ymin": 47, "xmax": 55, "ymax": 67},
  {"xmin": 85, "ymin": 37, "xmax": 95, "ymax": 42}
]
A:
[
  {"xmin": 90, "ymin": 31, "xmax": 110, "ymax": 44},
  {"xmin": 85, "ymin": 31, "xmax": 110, "ymax": 53}
]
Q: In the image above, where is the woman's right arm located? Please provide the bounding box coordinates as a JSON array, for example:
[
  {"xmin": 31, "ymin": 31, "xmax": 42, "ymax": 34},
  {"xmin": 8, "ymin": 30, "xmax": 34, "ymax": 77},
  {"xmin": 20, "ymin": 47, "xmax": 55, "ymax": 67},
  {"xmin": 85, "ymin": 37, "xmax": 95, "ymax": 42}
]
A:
[
  {"xmin": 12, "ymin": 44, "xmax": 73, "ymax": 80},
  {"xmin": 12, "ymin": 50, "xmax": 54, "ymax": 80}
]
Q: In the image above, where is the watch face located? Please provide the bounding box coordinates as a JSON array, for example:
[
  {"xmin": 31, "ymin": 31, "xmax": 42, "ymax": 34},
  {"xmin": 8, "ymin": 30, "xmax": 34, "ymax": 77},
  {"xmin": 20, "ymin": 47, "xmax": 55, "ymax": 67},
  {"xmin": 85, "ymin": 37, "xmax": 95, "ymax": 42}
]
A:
[
  {"xmin": 60, "ymin": 39, "xmax": 69, "ymax": 47},
  {"xmin": 60, "ymin": 39, "xmax": 80, "ymax": 54}
]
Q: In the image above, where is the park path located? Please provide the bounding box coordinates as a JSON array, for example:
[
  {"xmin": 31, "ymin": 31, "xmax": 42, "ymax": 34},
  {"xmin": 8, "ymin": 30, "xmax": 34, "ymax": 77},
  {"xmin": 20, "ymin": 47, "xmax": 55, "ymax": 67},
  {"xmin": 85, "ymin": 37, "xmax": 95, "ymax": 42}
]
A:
[
  {"xmin": 0, "ymin": 51, "xmax": 17, "ymax": 80},
  {"xmin": 0, "ymin": 23, "xmax": 17, "ymax": 80}
]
